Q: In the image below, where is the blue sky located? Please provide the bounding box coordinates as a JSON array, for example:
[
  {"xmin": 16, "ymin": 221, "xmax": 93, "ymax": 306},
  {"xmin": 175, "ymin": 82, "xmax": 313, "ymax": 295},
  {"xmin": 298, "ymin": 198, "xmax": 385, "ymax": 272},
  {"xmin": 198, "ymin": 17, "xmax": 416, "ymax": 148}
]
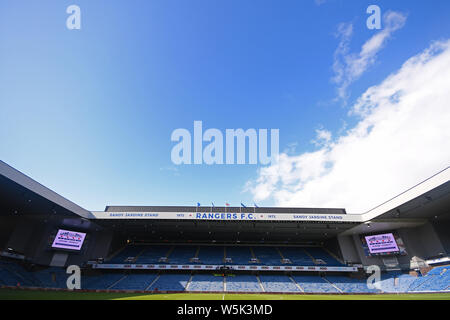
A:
[{"xmin": 1, "ymin": 1, "xmax": 450, "ymax": 211}]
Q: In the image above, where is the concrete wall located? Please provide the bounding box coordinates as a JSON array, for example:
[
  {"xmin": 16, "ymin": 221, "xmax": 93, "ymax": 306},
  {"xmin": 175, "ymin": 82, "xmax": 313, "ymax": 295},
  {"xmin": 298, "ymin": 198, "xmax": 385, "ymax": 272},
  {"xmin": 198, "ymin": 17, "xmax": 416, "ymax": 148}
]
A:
[
  {"xmin": 0, "ymin": 217, "xmax": 20, "ymax": 251},
  {"xmin": 431, "ymin": 220, "xmax": 450, "ymax": 254},
  {"xmin": 398, "ymin": 223, "xmax": 445, "ymax": 259},
  {"xmin": 337, "ymin": 235, "xmax": 361, "ymax": 264}
]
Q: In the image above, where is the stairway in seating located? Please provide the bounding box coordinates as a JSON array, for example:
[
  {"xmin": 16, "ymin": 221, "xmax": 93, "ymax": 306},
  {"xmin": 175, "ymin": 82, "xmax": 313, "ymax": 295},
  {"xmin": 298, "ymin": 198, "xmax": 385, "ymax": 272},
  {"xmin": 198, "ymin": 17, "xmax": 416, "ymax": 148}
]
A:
[
  {"xmin": 302, "ymin": 248, "xmax": 317, "ymax": 265},
  {"xmin": 133, "ymin": 248, "xmax": 147, "ymax": 263},
  {"xmin": 256, "ymin": 275, "xmax": 265, "ymax": 292},
  {"xmin": 276, "ymin": 247, "xmax": 285, "ymax": 259},
  {"xmin": 322, "ymin": 277, "xmax": 343, "ymax": 293},
  {"xmin": 289, "ymin": 276, "xmax": 304, "ymax": 292},
  {"xmin": 276, "ymin": 247, "xmax": 286, "ymax": 264},
  {"xmin": 194, "ymin": 246, "xmax": 200, "ymax": 259},
  {"xmin": 145, "ymin": 274, "xmax": 161, "ymax": 291},
  {"xmin": 185, "ymin": 274, "xmax": 194, "ymax": 291},
  {"xmin": 323, "ymin": 247, "xmax": 345, "ymax": 265},
  {"xmin": 249, "ymin": 247, "xmax": 259, "ymax": 263},
  {"xmin": 108, "ymin": 274, "xmax": 128, "ymax": 289},
  {"xmin": 165, "ymin": 246, "xmax": 175, "ymax": 259}
]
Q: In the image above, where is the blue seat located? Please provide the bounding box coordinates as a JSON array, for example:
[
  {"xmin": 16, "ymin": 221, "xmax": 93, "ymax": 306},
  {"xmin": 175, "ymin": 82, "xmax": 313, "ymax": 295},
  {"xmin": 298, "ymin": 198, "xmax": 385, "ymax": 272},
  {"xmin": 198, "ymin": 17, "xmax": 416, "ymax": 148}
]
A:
[
  {"xmin": 110, "ymin": 273, "xmax": 158, "ymax": 290},
  {"xmin": 325, "ymin": 276, "xmax": 379, "ymax": 293},
  {"xmin": 197, "ymin": 246, "xmax": 225, "ymax": 264},
  {"xmin": 188, "ymin": 274, "xmax": 224, "ymax": 291},
  {"xmin": 292, "ymin": 275, "xmax": 339, "ymax": 293},
  {"xmin": 259, "ymin": 275, "xmax": 301, "ymax": 292},
  {"xmin": 147, "ymin": 274, "xmax": 190, "ymax": 291},
  {"xmin": 278, "ymin": 247, "xmax": 315, "ymax": 266},
  {"xmin": 252, "ymin": 247, "xmax": 282, "ymax": 266},
  {"xmin": 225, "ymin": 275, "xmax": 262, "ymax": 292}
]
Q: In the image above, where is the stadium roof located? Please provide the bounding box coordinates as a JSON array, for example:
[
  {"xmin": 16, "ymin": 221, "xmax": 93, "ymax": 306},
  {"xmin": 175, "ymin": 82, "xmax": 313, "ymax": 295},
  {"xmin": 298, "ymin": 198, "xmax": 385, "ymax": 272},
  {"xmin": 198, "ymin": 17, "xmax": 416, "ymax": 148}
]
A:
[
  {"xmin": 0, "ymin": 160, "xmax": 92, "ymax": 219},
  {"xmin": 1, "ymin": 160, "xmax": 449, "ymax": 242}
]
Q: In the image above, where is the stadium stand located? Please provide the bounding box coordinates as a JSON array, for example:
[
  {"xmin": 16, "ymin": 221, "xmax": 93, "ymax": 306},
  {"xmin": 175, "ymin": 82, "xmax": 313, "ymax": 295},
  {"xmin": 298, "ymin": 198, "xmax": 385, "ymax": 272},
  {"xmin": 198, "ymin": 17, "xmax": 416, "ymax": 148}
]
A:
[
  {"xmin": 31, "ymin": 267, "xmax": 67, "ymax": 289},
  {"xmin": 224, "ymin": 247, "xmax": 253, "ymax": 265},
  {"xmin": 188, "ymin": 274, "xmax": 224, "ymax": 292},
  {"xmin": 0, "ymin": 261, "xmax": 29, "ymax": 287},
  {"xmin": 259, "ymin": 274, "xmax": 302, "ymax": 292},
  {"xmin": 408, "ymin": 266, "xmax": 450, "ymax": 292},
  {"xmin": 305, "ymin": 247, "xmax": 344, "ymax": 266},
  {"xmin": 252, "ymin": 247, "xmax": 282, "ymax": 266},
  {"xmin": 291, "ymin": 275, "xmax": 339, "ymax": 293},
  {"xmin": 277, "ymin": 247, "xmax": 315, "ymax": 266},
  {"xmin": 225, "ymin": 275, "xmax": 262, "ymax": 292},
  {"xmin": 110, "ymin": 273, "xmax": 158, "ymax": 291},
  {"xmin": 135, "ymin": 245, "xmax": 171, "ymax": 264},
  {"xmin": 82, "ymin": 273, "xmax": 126, "ymax": 290},
  {"xmin": 325, "ymin": 275, "xmax": 379, "ymax": 293},
  {"xmin": 107, "ymin": 244, "xmax": 345, "ymax": 267},
  {"xmin": 197, "ymin": 246, "xmax": 225, "ymax": 265},
  {"xmin": 1, "ymin": 256, "xmax": 449, "ymax": 293},
  {"xmin": 0, "ymin": 260, "xmax": 46, "ymax": 287},
  {"xmin": 147, "ymin": 273, "xmax": 190, "ymax": 291},
  {"xmin": 109, "ymin": 246, "xmax": 144, "ymax": 263},
  {"xmin": 166, "ymin": 245, "xmax": 198, "ymax": 264},
  {"xmin": 1, "ymin": 161, "xmax": 449, "ymax": 298}
]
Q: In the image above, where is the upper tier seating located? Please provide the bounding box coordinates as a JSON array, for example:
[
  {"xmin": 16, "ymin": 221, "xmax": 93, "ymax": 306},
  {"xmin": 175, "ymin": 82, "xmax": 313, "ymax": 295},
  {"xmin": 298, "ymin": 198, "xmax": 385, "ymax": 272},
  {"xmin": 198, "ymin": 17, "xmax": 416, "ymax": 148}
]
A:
[
  {"xmin": 135, "ymin": 245, "xmax": 171, "ymax": 264},
  {"xmin": 167, "ymin": 246, "xmax": 198, "ymax": 264},
  {"xmin": 252, "ymin": 247, "xmax": 282, "ymax": 266},
  {"xmin": 277, "ymin": 247, "xmax": 315, "ymax": 266},
  {"xmin": 225, "ymin": 246, "xmax": 252, "ymax": 265},
  {"xmin": 109, "ymin": 246, "xmax": 144, "ymax": 263},
  {"xmin": 305, "ymin": 247, "xmax": 344, "ymax": 266},
  {"xmin": 197, "ymin": 246, "xmax": 225, "ymax": 265},
  {"xmin": 108, "ymin": 245, "xmax": 345, "ymax": 267}
]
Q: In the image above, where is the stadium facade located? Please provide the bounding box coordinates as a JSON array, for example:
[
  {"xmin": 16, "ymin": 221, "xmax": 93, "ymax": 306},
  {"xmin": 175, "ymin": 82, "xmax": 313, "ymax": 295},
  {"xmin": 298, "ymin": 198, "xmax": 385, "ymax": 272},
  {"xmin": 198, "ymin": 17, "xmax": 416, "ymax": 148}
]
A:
[{"xmin": 0, "ymin": 160, "xmax": 449, "ymax": 294}]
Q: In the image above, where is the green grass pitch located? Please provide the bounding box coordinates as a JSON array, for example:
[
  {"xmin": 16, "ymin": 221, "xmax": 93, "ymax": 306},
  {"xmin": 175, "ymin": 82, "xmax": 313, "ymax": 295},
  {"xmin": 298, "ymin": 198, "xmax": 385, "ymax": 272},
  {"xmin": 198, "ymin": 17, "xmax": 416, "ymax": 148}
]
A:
[{"xmin": 1, "ymin": 288, "xmax": 449, "ymax": 300}]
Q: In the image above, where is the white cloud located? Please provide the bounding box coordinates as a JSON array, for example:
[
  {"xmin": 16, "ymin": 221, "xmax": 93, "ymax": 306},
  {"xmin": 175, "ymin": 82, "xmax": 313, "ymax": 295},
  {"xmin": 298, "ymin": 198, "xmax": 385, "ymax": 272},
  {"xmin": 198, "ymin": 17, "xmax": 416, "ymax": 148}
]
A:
[
  {"xmin": 311, "ymin": 128, "xmax": 332, "ymax": 147},
  {"xmin": 333, "ymin": 11, "xmax": 407, "ymax": 101},
  {"xmin": 246, "ymin": 40, "xmax": 450, "ymax": 213}
]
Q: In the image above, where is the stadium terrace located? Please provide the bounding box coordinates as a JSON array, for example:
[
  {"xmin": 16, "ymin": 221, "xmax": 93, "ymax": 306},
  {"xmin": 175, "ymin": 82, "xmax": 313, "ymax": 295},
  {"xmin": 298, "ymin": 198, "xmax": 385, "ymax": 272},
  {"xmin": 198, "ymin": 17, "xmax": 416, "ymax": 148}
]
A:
[{"xmin": 0, "ymin": 160, "xmax": 449, "ymax": 295}]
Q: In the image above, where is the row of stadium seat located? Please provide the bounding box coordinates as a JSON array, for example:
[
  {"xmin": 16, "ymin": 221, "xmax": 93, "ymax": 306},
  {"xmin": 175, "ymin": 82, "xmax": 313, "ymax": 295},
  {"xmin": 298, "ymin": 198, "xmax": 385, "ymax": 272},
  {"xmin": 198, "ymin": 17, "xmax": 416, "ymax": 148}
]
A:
[
  {"xmin": 1, "ymin": 259, "xmax": 448, "ymax": 293},
  {"xmin": 108, "ymin": 245, "xmax": 344, "ymax": 266},
  {"xmin": 407, "ymin": 266, "xmax": 450, "ymax": 291}
]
